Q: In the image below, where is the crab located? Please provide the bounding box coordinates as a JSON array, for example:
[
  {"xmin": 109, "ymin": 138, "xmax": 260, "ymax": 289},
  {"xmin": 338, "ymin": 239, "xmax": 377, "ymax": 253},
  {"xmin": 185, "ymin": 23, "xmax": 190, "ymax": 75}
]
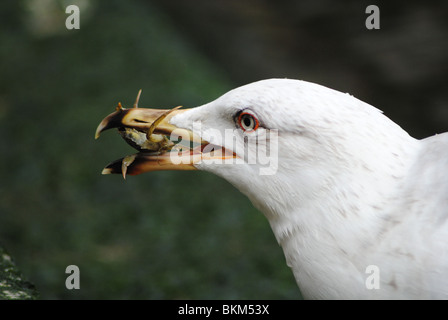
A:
[{"xmin": 95, "ymin": 90, "xmax": 188, "ymax": 179}]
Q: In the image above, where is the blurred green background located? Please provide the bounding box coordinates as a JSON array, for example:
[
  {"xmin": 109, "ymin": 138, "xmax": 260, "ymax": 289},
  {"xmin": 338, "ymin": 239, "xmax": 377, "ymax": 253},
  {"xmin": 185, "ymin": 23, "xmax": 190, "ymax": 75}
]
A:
[{"xmin": 0, "ymin": 0, "xmax": 446, "ymax": 299}]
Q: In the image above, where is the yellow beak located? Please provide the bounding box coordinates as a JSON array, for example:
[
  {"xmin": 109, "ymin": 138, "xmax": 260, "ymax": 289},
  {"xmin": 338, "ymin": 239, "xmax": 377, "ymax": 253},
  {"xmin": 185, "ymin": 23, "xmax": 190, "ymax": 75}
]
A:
[{"xmin": 95, "ymin": 98, "xmax": 235, "ymax": 178}]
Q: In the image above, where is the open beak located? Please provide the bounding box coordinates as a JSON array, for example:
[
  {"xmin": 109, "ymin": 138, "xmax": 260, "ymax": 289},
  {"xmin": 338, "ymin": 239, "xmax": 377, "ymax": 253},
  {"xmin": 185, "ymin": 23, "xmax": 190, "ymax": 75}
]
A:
[{"xmin": 95, "ymin": 93, "xmax": 235, "ymax": 178}]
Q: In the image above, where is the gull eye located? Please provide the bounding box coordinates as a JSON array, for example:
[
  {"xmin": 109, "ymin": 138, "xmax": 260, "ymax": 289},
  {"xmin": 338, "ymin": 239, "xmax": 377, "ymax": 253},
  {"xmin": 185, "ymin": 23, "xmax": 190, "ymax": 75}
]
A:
[{"xmin": 238, "ymin": 112, "xmax": 259, "ymax": 132}]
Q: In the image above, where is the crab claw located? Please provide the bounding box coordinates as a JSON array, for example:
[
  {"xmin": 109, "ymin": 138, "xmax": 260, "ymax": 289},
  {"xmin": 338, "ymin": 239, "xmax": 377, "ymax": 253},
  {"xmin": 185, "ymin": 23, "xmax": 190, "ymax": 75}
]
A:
[{"xmin": 121, "ymin": 154, "xmax": 137, "ymax": 180}]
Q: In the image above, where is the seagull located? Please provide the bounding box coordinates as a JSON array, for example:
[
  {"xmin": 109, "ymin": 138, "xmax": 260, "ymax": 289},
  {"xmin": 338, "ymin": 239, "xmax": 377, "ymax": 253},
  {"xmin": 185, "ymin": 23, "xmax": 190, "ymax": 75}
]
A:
[{"xmin": 95, "ymin": 79, "xmax": 448, "ymax": 299}]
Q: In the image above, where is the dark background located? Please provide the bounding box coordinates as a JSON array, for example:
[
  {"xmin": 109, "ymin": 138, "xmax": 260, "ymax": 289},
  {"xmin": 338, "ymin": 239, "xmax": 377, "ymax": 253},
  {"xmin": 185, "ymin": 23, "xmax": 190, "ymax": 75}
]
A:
[{"xmin": 0, "ymin": 0, "xmax": 446, "ymax": 299}]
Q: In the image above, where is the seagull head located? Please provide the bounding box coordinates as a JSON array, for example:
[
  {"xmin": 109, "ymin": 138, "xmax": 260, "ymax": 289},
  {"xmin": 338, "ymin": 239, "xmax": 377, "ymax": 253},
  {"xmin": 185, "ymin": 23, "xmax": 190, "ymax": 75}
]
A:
[{"xmin": 96, "ymin": 79, "xmax": 414, "ymax": 221}]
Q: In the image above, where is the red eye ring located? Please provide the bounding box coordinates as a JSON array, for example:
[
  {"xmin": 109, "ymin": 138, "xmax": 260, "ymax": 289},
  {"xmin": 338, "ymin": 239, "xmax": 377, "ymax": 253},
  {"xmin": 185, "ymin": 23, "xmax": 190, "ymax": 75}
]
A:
[{"xmin": 238, "ymin": 112, "xmax": 259, "ymax": 132}]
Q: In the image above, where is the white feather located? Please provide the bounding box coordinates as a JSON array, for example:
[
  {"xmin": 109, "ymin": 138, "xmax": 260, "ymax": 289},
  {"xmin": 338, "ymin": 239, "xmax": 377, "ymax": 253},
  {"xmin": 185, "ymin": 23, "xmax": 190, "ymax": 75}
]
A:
[{"xmin": 170, "ymin": 79, "xmax": 448, "ymax": 299}]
